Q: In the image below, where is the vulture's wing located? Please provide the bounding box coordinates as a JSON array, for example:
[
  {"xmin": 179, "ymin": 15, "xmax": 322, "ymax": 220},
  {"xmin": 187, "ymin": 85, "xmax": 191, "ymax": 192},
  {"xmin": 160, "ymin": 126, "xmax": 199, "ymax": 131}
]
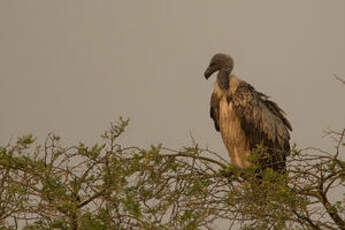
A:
[
  {"xmin": 232, "ymin": 81, "xmax": 291, "ymax": 164},
  {"xmin": 210, "ymin": 91, "xmax": 220, "ymax": 132}
]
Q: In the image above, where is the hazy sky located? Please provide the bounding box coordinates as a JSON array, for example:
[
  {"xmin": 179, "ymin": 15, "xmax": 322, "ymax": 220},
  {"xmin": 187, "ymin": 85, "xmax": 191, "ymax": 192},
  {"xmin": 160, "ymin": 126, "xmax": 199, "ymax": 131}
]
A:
[{"xmin": 1, "ymin": 1, "xmax": 344, "ymax": 157}]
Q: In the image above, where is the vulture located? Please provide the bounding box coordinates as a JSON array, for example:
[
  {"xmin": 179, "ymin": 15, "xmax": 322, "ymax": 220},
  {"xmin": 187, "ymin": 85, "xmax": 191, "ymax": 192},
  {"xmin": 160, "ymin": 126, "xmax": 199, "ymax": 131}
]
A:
[{"xmin": 204, "ymin": 53, "xmax": 292, "ymax": 173}]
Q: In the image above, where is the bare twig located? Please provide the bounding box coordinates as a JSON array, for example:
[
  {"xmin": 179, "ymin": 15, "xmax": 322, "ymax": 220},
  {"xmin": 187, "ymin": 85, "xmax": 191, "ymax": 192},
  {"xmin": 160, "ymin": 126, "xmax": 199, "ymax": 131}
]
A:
[{"xmin": 333, "ymin": 74, "xmax": 345, "ymax": 85}]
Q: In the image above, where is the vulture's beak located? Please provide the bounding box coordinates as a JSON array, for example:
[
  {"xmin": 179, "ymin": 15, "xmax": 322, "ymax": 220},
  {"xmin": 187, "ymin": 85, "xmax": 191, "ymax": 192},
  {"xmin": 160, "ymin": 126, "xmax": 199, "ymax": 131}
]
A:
[{"xmin": 204, "ymin": 67, "xmax": 214, "ymax": 79}]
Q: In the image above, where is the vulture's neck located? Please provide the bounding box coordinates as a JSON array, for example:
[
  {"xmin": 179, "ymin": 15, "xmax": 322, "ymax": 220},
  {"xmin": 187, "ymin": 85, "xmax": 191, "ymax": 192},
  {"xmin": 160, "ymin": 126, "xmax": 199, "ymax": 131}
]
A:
[{"xmin": 217, "ymin": 68, "xmax": 231, "ymax": 90}]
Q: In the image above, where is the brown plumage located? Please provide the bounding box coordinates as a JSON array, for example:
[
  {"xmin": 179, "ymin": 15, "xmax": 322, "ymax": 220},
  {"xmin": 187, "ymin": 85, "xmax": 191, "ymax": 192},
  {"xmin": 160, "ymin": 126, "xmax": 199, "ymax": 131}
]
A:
[{"xmin": 204, "ymin": 53, "xmax": 292, "ymax": 173}]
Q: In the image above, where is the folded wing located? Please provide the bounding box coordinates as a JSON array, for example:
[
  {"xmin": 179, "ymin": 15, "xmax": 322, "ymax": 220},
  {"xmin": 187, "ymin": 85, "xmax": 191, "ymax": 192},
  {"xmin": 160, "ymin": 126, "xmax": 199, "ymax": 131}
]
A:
[{"xmin": 232, "ymin": 81, "xmax": 292, "ymax": 172}]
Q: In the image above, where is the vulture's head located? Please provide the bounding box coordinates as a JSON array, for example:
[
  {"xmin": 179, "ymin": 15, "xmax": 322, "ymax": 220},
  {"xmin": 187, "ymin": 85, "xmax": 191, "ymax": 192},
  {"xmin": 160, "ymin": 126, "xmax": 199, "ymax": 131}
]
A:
[{"xmin": 204, "ymin": 53, "xmax": 234, "ymax": 79}]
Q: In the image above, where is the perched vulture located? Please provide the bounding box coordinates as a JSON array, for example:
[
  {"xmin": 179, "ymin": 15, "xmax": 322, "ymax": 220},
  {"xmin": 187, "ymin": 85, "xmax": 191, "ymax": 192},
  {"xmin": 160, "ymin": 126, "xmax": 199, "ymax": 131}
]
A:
[{"xmin": 204, "ymin": 53, "xmax": 292, "ymax": 173}]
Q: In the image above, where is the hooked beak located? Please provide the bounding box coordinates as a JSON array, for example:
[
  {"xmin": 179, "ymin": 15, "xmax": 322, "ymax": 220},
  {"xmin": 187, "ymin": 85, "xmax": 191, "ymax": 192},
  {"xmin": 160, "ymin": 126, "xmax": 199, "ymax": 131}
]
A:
[{"xmin": 204, "ymin": 67, "xmax": 215, "ymax": 79}]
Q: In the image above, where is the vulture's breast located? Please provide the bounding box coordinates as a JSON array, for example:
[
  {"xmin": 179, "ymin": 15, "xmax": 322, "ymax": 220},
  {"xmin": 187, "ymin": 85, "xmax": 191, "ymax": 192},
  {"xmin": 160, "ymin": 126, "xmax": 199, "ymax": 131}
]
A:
[{"xmin": 213, "ymin": 76, "xmax": 251, "ymax": 168}]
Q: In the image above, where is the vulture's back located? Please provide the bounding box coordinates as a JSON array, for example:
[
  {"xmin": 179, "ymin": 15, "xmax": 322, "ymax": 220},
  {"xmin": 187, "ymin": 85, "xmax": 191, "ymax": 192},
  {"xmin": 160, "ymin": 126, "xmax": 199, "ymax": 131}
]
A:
[{"xmin": 210, "ymin": 75, "xmax": 291, "ymax": 172}]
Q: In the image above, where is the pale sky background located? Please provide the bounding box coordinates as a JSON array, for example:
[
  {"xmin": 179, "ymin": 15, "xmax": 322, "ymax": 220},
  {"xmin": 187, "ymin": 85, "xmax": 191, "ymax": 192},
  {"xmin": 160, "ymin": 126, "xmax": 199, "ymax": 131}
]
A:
[{"xmin": 1, "ymin": 0, "xmax": 344, "ymax": 158}]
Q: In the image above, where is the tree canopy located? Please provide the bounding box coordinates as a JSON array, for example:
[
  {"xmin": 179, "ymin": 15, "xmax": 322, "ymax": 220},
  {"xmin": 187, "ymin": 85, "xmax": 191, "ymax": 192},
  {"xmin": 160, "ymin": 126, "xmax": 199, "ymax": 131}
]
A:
[{"xmin": 0, "ymin": 116, "xmax": 344, "ymax": 230}]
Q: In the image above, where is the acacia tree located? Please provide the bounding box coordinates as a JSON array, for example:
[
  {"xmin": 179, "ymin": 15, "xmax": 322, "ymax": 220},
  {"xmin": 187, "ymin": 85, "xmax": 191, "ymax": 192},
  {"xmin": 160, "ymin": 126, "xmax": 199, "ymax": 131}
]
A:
[
  {"xmin": 0, "ymin": 79, "xmax": 344, "ymax": 230},
  {"xmin": 0, "ymin": 117, "xmax": 343, "ymax": 230}
]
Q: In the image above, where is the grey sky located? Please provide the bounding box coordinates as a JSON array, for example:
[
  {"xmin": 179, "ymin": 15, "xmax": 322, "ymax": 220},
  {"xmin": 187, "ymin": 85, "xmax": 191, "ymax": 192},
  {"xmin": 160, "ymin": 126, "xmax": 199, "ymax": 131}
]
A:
[{"xmin": 1, "ymin": 0, "xmax": 344, "ymax": 158}]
